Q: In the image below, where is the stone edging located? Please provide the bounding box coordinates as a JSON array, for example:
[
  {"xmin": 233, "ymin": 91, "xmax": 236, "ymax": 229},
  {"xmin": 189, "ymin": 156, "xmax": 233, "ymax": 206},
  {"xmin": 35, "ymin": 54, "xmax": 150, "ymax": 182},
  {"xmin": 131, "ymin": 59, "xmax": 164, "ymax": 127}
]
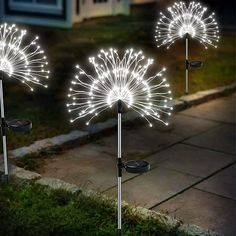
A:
[
  {"xmin": 10, "ymin": 165, "xmax": 221, "ymax": 236},
  {"xmin": 8, "ymin": 82, "xmax": 236, "ymax": 159}
]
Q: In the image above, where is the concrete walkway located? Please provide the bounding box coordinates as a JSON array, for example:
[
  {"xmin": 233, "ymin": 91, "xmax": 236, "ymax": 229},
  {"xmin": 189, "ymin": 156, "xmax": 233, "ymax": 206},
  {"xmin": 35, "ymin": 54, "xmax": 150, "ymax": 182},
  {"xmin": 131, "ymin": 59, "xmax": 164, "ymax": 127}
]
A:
[{"xmin": 39, "ymin": 93, "xmax": 236, "ymax": 236}]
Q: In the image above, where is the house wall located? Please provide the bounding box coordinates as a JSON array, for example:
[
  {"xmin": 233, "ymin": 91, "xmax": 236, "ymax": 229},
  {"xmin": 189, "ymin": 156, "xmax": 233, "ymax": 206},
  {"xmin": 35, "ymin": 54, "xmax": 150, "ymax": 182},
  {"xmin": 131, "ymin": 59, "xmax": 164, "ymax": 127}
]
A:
[{"xmin": 72, "ymin": 0, "xmax": 129, "ymax": 24}]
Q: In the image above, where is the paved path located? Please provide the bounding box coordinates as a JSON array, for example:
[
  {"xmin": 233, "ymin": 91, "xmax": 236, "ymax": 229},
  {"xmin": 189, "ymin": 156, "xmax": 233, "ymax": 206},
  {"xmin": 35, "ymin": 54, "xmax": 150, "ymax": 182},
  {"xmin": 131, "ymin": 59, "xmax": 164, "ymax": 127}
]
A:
[{"xmin": 39, "ymin": 94, "xmax": 236, "ymax": 235}]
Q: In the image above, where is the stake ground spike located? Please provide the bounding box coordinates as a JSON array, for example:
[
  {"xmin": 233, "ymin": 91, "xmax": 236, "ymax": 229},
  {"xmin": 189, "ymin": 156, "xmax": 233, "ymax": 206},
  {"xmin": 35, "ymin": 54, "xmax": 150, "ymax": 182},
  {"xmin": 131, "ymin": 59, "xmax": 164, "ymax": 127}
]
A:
[
  {"xmin": 0, "ymin": 23, "xmax": 50, "ymax": 181},
  {"xmin": 67, "ymin": 48, "xmax": 173, "ymax": 235},
  {"xmin": 185, "ymin": 33, "xmax": 203, "ymax": 94},
  {"xmin": 155, "ymin": 1, "xmax": 219, "ymax": 94},
  {"xmin": 0, "ymin": 72, "xmax": 9, "ymax": 182},
  {"xmin": 117, "ymin": 99, "xmax": 122, "ymax": 236},
  {"xmin": 185, "ymin": 33, "xmax": 189, "ymax": 94}
]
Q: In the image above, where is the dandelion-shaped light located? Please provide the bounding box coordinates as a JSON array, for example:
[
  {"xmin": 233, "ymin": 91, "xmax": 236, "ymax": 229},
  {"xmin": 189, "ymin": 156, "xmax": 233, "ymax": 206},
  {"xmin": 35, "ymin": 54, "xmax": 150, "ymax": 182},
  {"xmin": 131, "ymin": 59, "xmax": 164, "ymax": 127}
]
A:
[
  {"xmin": 0, "ymin": 23, "xmax": 50, "ymax": 91},
  {"xmin": 155, "ymin": 1, "xmax": 220, "ymax": 49},
  {"xmin": 67, "ymin": 48, "xmax": 173, "ymax": 234},
  {"xmin": 155, "ymin": 1, "xmax": 220, "ymax": 94},
  {"xmin": 0, "ymin": 23, "xmax": 50, "ymax": 182},
  {"xmin": 67, "ymin": 48, "xmax": 173, "ymax": 127}
]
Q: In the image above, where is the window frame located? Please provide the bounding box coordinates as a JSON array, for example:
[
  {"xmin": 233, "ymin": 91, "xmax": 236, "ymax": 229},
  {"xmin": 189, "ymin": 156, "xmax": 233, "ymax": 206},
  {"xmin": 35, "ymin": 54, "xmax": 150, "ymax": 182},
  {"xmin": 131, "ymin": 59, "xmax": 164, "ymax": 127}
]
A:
[{"xmin": 9, "ymin": 0, "xmax": 63, "ymax": 15}]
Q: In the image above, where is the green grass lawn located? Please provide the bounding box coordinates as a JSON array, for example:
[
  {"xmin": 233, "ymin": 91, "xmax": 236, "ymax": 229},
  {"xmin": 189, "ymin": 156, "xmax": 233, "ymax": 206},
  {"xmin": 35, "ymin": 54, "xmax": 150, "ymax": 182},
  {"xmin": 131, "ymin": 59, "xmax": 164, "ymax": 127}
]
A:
[
  {"xmin": 0, "ymin": 181, "xmax": 187, "ymax": 236},
  {"xmin": 2, "ymin": 15, "xmax": 236, "ymax": 150}
]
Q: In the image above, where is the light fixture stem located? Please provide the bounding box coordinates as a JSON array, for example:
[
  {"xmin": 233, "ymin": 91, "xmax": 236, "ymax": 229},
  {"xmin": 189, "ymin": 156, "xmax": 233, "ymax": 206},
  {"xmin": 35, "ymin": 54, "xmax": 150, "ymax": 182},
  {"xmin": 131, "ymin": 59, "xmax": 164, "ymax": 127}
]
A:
[
  {"xmin": 117, "ymin": 100, "xmax": 122, "ymax": 235},
  {"xmin": 185, "ymin": 34, "xmax": 189, "ymax": 94},
  {"xmin": 0, "ymin": 72, "xmax": 9, "ymax": 182}
]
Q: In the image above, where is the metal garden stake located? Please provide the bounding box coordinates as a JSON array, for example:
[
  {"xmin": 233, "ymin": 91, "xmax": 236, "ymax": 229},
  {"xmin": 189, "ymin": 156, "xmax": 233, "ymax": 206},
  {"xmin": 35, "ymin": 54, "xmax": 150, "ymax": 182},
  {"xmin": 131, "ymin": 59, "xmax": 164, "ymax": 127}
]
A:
[{"xmin": 67, "ymin": 48, "xmax": 173, "ymax": 235}]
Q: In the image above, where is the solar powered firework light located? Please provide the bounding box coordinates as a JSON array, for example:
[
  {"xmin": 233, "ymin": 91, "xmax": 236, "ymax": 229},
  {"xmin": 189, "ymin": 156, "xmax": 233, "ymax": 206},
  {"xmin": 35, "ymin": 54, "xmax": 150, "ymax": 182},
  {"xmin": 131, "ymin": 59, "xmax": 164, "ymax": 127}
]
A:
[
  {"xmin": 67, "ymin": 48, "xmax": 173, "ymax": 235},
  {"xmin": 155, "ymin": 1, "xmax": 219, "ymax": 94},
  {"xmin": 0, "ymin": 23, "xmax": 50, "ymax": 181}
]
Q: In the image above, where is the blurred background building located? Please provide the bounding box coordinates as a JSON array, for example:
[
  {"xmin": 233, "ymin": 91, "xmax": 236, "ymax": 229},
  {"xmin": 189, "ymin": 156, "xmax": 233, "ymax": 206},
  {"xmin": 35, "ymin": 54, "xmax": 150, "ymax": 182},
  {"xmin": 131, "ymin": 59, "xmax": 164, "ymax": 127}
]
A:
[
  {"xmin": 0, "ymin": 0, "xmax": 131, "ymax": 28},
  {"xmin": 0, "ymin": 0, "xmax": 235, "ymax": 29}
]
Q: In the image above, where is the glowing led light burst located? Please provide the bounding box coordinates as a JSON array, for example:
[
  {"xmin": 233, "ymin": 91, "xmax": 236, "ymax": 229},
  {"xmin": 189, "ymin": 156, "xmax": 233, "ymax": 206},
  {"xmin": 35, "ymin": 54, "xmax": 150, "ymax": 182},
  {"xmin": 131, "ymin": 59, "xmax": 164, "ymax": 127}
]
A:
[
  {"xmin": 67, "ymin": 48, "xmax": 173, "ymax": 127},
  {"xmin": 0, "ymin": 23, "xmax": 50, "ymax": 90},
  {"xmin": 155, "ymin": 1, "xmax": 220, "ymax": 49}
]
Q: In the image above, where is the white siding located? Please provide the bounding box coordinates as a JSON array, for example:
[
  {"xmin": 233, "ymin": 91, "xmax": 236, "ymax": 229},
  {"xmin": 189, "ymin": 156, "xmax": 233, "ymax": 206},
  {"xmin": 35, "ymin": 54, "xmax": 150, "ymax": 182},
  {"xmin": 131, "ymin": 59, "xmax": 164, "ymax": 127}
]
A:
[{"xmin": 72, "ymin": 0, "xmax": 129, "ymax": 23}]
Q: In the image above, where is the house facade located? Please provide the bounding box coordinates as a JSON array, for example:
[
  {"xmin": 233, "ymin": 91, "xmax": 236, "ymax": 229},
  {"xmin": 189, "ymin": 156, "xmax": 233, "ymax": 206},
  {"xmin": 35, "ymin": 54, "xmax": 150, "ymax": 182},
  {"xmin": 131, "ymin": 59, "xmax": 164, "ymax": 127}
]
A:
[{"xmin": 0, "ymin": 0, "xmax": 130, "ymax": 28}]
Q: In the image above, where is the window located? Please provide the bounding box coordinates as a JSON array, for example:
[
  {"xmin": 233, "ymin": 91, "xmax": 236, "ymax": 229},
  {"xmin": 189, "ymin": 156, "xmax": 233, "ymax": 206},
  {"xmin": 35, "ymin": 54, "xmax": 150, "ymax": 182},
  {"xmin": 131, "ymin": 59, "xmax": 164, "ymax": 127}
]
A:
[
  {"xmin": 13, "ymin": 0, "xmax": 57, "ymax": 5},
  {"xmin": 93, "ymin": 0, "xmax": 108, "ymax": 3},
  {"xmin": 13, "ymin": 0, "xmax": 33, "ymax": 2},
  {"xmin": 36, "ymin": 0, "xmax": 57, "ymax": 4},
  {"xmin": 9, "ymin": 0, "xmax": 63, "ymax": 15},
  {"xmin": 76, "ymin": 0, "xmax": 80, "ymax": 15}
]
